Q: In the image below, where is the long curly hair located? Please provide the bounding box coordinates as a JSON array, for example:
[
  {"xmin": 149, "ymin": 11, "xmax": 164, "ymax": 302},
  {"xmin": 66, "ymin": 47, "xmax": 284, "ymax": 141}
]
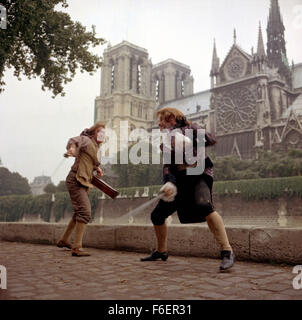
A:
[
  {"xmin": 80, "ymin": 122, "xmax": 105, "ymax": 138},
  {"xmin": 156, "ymin": 107, "xmax": 190, "ymax": 127}
]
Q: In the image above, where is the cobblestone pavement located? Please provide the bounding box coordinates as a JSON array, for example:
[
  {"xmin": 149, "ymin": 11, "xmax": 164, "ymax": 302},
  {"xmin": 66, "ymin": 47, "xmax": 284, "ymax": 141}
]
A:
[{"xmin": 0, "ymin": 241, "xmax": 301, "ymax": 300}]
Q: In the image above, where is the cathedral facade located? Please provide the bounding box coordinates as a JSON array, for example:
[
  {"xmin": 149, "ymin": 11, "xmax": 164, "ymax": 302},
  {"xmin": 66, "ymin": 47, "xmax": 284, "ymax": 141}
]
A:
[
  {"xmin": 95, "ymin": 0, "xmax": 302, "ymax": 159},
  {"xmin": 94, "ymin": 41, "xmax": 194, "ymax": 140}
]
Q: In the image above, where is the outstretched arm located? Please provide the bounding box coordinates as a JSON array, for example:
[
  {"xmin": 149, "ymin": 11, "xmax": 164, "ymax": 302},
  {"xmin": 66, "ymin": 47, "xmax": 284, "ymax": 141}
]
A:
[
  {"xmin": 65, "ymin": 143, "xmax": 77, "ymax": 157},
  {"xmin": 64, "ymin": 136, "xmax": 91, "ymax": 157}
]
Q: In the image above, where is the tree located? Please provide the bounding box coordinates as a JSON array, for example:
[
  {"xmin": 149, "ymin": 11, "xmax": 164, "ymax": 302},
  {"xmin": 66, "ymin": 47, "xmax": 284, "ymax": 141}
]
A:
[
  {"xmin": 56, "ymin": 180, "xmax": 67, "ymax": 192},
  {"xmin": 43, "ymin": 183, "xmax": 57, "ymax": 194},
  {"xmin": 212, "ymin": 149, "xmax": 302, "ymax": 181},
  {"xmin": 111, "ymin": 142, "xmax": 163, "ymax": 188},
  {"xmin": 0, "ymin": 167, "xmax": 31, "ymax": 195},
  {"xmin": 0, "ymin": 0, "xmax": 105, "ymax": 97}
]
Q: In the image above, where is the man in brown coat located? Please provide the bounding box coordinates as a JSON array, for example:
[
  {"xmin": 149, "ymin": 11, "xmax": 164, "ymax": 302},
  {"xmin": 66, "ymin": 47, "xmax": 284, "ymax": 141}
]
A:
[{"xmin": 57, "ymin": 122, "xmax": 105, "ymax": 256}]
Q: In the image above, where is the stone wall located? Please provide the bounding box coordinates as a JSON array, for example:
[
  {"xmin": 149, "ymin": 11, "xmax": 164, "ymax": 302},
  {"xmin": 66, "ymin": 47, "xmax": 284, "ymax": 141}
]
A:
[{"xmin": 1, "ymin": 222, "xmax": 302, "ymax": 264}]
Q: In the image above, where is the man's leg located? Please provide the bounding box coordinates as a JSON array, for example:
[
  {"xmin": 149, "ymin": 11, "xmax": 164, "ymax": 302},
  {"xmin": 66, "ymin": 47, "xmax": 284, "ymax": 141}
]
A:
[
  {"xmin": 72, "ymin": 221, "xmax": 90, "ymax": 256},
  {"xmin": 206, "ymin": 211, "xmax": 235, "ymax": 270},
  {"xmin": 154, "ymin": 223, "xmax": 168, "ymax": 253},
  {"xmin": 141, "ymin": 222, "xmax": 169, "ymax": 261},
  {"xmin": 206, "ymin": 211, "xmax": 232, "ymax": 252},
  {"xmin": 57, "ymin": 218, "xmax": 76, "ymax": 249},
  {"xmin": 141, "ymin": 199, "xmax": 176, "ymax": 261},
  {"xmin": 68, "ymin": 185, "xmax": 91, "ymax": 257}
]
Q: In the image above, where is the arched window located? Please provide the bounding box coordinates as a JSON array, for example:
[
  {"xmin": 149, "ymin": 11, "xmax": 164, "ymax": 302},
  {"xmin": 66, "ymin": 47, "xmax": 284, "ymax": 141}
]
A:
[
  {"xmin": 129, "ymin": 58, "xmax": 133, "ymax": 90},
  {"xmin": 137, "ymin": 64, "xmax": 142, "ymax": 94},
  {"xmin": 155, "ymin": 78, "xmax": 160, "ymax": 103},
  {"xmin": 181, "ymin": 74, "xmax": 185, "ymax": 97},
  {"xmin": 111, "ymin": 65, "xmax": 115, "ymax": 91}
]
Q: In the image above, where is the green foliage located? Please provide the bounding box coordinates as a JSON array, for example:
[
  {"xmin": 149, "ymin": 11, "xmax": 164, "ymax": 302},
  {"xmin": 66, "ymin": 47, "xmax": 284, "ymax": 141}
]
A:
[
  {"xmin": 0, "ymin": 193, "xmax": 52, "ymax": 221},
  {"xmin": 214, "ymin": 176, "xmax": 302, "ymax": 200},
  {"xmin": 111, "ymin": 142, "xmax": 163, "ymax": 188},
  {"xmin": 56, "ymin": 180, "xmax": 67, "ymax": 192},
  {"xmin": 111, "ymin": 145, "xmax": 302, "ymax": 188},
  {"xmin": 88, "ymin": 189, "xmax": 101, "ymax": 220},
  {"xmin": 44, "ymin": 180, "xmax": 67, "ymax": 193},
  {"xmin": 0, "ymin": 0, "xmax": 106, "ymax": 97},
  {"xmin": 1, "ymin": 176, "xmax": 302, "ymax": 222},
  {"xmin": 52, "ymin": 192, "xmax": 72, "ymax": 222},
  {"xmin": 0, "ymin": 167, "xmax": 31, "ymax": 196},
  {"xmin": 101, "ymin": 176, "xmax": 302, "ymax": 201},
  {"xmin": 213, "ymin": 149, "xmax": 302, "ymax": 181},
  {"xmin": 31, "ymin": 194, "xmax": 53, "ymax": 221},
  {"xmin": 0, "ymin": 195, "xmax": 28, "ymax": 221},
  {"xmin": 44, "ymin": 183, "xmax": 57, "ymax": 194}
]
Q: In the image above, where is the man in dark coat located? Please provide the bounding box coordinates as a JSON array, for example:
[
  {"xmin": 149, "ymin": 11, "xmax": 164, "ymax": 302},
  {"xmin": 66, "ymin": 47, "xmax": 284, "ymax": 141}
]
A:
[{"xmin": 141, "ymin": 107, "xmax": 235, "ymax": 271}]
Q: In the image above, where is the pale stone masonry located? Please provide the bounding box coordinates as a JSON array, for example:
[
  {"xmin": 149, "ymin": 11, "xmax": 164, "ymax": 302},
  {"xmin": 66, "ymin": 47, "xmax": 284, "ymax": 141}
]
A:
[
  {"xmin": 95, "ymin": 41, "xmax": 155, "ymax": 141},
  {"xmin": 152, "ymin": 59, "xmax": 193, "ymax": 104},
  {"xmin": 94, "ymin": 41, "xmax": 194, "ymax": 144},
  {"xmin": 94, "ymin": 0, "xmax": 302, "ymax": 158},
  {"xmin": 1, "ymin": 223, "xmax": 302, "ymax": 264}
]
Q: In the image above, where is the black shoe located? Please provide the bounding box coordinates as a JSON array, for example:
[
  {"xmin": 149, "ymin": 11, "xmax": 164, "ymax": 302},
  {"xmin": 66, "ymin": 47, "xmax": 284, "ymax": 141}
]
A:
[
  {"xmin": 220, "ymin": 250, "xmax": 235, "ymax": 271},
  {"xmin": 141, "ymin": 250, "xmax": 168, "ymax": 261}
]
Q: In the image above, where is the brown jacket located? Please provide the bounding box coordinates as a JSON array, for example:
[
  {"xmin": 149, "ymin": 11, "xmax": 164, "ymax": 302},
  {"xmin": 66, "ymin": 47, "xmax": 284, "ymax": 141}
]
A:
[{"xmin": 66, "ymin": 136, "xmax": 100, "ymax": 188}]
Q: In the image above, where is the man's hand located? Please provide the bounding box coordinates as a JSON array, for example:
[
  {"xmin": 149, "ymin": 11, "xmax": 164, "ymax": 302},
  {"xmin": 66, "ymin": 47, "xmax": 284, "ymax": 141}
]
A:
[
  {"xmin": 160, "ymin": 182, "xmax": 177, "ymax": 202},
  {"xmin": 96, "ymin": 167, "xmax": 104, "ymax": 178},
  {"xmin": 64, "ymin": 144, "xmax": 77, "ymax": 157}
]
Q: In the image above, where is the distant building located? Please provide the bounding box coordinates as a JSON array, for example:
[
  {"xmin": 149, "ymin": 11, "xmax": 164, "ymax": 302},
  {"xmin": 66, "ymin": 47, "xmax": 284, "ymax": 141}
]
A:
[
  {"xmin": 94, "ymin": 41, "xmax": 194, "ymax": 144},
  {"xmin": 95, "ymin": 0, "xmax": 302, "ymax": 159},
  {"xmin": 30, "ymin": 175, "xmax": 52, "ymax": 196}
]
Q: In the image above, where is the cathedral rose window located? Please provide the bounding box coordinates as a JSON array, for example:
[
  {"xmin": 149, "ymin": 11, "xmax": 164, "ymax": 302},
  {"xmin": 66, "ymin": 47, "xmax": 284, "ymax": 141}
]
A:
[{"xmin": 216, "ymin": 86, "xmax": 257, "ymax": 133}]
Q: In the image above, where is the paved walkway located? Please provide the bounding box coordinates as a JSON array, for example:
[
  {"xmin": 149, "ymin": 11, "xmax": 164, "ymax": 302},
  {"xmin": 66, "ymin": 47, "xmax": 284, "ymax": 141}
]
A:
[{"xmin": 0, "ymin": 241, "xmax": 301, "ymax": 300}]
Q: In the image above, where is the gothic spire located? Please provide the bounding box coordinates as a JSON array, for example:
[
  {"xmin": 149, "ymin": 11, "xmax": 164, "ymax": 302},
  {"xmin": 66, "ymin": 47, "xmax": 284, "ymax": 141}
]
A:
[
  {"xmin": 267, "ymin": 0, "xmax": 284, "ymax": 31},
  {"xmin": 257, "ymin": 22, "xmax": 266, "ymax": 57},
  {"xmin": 210, "ymin": 39, "xmax": 220, "ymax": 75},
  {"xmin": 266, "ymin": 0, "xmax": 291, "ymax": 86}
]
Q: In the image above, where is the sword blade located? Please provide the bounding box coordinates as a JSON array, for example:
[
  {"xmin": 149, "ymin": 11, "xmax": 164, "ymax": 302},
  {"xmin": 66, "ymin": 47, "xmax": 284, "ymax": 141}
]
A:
[{"xmin": 120, "ymin": 193, "xmax": 163, "ymax": 221}]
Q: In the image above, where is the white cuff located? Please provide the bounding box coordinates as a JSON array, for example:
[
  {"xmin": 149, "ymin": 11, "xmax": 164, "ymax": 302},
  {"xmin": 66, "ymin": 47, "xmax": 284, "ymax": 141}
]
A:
[{"xmin": 160, "ymin": 182, "xmax": 177, "ymax": 202}]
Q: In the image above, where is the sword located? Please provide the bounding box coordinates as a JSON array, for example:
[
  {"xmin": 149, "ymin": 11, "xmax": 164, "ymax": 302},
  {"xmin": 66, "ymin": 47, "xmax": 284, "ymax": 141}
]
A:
[
  {"xmin": 95, "ymin": 192, "xmax": 165, "ymax": 231},
  {"xmin": 118, "ymin": 191, "xmax": 164, "ymax": 222}
]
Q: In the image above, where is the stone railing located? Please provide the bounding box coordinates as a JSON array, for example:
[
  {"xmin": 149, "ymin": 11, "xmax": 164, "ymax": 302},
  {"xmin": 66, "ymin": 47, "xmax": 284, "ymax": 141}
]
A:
[{"xmin": 0, "ymin": 222, "xmax": 301, "ymax": 264}]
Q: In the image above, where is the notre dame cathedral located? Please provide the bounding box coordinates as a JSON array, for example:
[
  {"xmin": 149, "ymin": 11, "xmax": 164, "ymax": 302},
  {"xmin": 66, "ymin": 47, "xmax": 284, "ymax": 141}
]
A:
[{"xmin": 94, "ymin": 0, "xmax": 302, "ymax": 159}]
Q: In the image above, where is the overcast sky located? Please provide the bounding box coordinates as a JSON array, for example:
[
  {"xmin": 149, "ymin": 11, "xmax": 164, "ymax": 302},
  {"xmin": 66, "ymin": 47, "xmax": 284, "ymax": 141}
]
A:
[{"xmin": 0, "ymin": 0, "xmax": 301, "ymax": 185}]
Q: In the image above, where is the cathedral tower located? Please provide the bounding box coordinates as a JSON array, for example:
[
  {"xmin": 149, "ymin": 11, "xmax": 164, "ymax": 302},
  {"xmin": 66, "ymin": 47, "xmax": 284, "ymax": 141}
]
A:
[
  {"xmin": 152, "ymin": 59, "xmax": 193, "ymax": 105},
  {"xmin": 95, "ymin": 41, "xmax": 155, "ymax": 140},
  {"xmin": 266, "ymin": 0, "xmax": 292, "ymax": 86}
]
